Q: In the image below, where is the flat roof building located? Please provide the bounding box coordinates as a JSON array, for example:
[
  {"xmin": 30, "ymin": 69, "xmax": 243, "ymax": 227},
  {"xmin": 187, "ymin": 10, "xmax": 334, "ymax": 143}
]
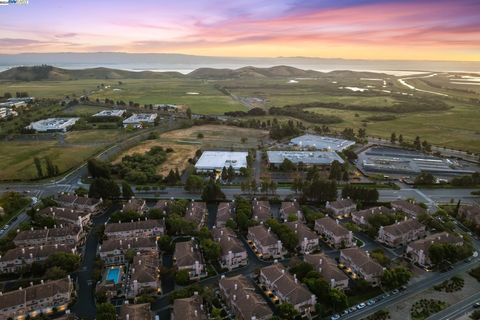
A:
[
  {"xmin": 195, "ymin": 151, "xmax": 248, "ymax": 173},
  {"xmin": 268, "ymin": 151, "xmax": 344, "ymax": 166},
  {"xmin": 27, "ymin": 118, "xmax": 80, "ymax": 132},
  {"xmin": 290, "ymin": 134, "xmax": 355, "ymax": 151},
  {"xmin": 93, "ymin": 109, "xmax": 126, "ymax": 117},
  {"xmin": 123, "ymin": 113, "xmax": 158, "ymax": 128}
]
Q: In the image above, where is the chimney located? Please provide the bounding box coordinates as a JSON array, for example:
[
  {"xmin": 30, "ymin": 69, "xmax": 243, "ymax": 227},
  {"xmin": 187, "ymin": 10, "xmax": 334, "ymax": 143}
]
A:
[
  {"xmin": 194, "ymin": 310, "xmax": 198, "ymax": 317},
  {"xmin": 246, "ymin": 294, "xmax": 250, "ymax": 300},
  {"xmin": 234, "ymin": 283, "xmax": 238, "ymax": 290},
  {"xmin": 233, "ymin": 294, "xmax": 236, "ymax": 301},
  {"xmin": 126, "ymin": 315, "xmax": 129, "ymax": 320}
]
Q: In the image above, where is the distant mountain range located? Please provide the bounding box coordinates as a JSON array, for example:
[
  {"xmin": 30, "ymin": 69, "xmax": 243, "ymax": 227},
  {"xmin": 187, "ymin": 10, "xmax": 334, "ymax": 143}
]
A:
[
  {"xmin": 0, "ymin": 53, "xmax": 479, "ymax": 74},
  {"xmin": 0, "ymin": 65, "xmax": 389, "ymax": 81}
]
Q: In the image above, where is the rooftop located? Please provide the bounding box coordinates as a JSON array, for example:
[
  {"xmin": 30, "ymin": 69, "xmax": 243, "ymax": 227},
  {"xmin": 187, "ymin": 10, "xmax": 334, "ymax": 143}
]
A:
[
  {"xmin": 195, "ymin": 151, "xmax": 248, "ymax": 171},
  {"xmin": 123, "ymin": 113, "xmax": 158, "ymax": 124},
  {"xmin": 93, "ymin": 109, "xmax": 126, "ymax": 117},
  {"xmin": 290, "ymin": 134, "xmax": 355, "ymax": 151},
  {"xmin": 267, "ymin": 150, "xmax": 344, "ymax": 165}
]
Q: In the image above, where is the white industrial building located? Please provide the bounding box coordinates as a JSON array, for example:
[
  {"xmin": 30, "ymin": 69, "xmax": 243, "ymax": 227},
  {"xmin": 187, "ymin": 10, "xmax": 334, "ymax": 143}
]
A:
[
  {"xmin": 267, "ymin": 151, "xmax": 344, "ymax": 167},
  {"xmin": 195, "ymin": 151, "xmax": 248, "ymax": 173},
  {"xmin": 93, "ymin": 109, "xmax": 126, "ymax": 117},
  {"xmin": 123, "ymin": 113, "xmax": 158, "ymax": 128},
  {"xmin": 27, "ymin": 118, "xmax": 80, "ymax": 132},
  {"xmin": 290, "ymin": 134, "xmax": 355, "ymax": 151}
]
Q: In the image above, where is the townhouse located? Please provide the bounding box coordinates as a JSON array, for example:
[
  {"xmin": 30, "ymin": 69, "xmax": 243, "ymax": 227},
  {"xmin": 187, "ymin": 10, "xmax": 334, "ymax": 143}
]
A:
[
  {"xmin": 184, "ymin": 202, "xmax": 208, "ymax": 228},
  {"xmin": 247, "ymin": 225, "xmax": 286, "ymax": 259},
  {"xmin": 252, "ymin": 200, "xmax": 271, "ymax": 222},
  {"xmin": 121, "ymin": 198, "xmax": 147, "ymax": 214},
  {"xmin": 352, "ymin": 206, "xmax": 393, "ymax": 227},
  {"xmin": 406, "ymin": 232, "xmax": 464, "ymax": 268},
  {"xmin": 326, "ymin": 198, "xmax": 356, "ymax": 218},
  {"xmin": 391, "ymin": 200, "xmax": 426, "ymax": 218},
  {"xmin": 285, "ymin": 221, "xmax": 319, "ymax": 254},
  {"xmin": 153, "ymin": 200, "xmax": 173, "ymax": 214},
  {"xmin": 104, "ymin": 219, "xmax": 165, "ymax": 239},
  {"xmin": 219, "ymin": 274, "xmax": 273, "ymax": 320},
  {"xmin": 259, "ymin": 264, "xmax": 316, "ymax": 316},
  {"xmin": 212, "ymin": 227, "xmax": 248, "ymax": 270},
  {"xmin": 119, "ymin": 303, "xmax": 153, "ymax": 320},
  {"xmin": 173, "ymin": 240, "xmax": 206, "ymax": 280},
  {"xmin": 0, "ymin": 278, "xmax": 73, "ymax": 320},
  {"xmin": 377, "ymin": 219, "xmax": 426, "ymax": 247},
  {"xmin": 171, "ymin": 294, "xmax": 207, "ymax": 320},
  {"xmin": 314, "ymin": 217, "xmax": 353, "ymax": 248},
  {"xmin": 99, "ymin": 238, "xmax": 157, "ymax": 265},
  {"xmin": 279, "ymin": 200, "xmax": 303, "ymax": 221},
  {"xmin": 458, "ymin": 205, "xmax": 480, "ymax": 229},
  {"xmin": 37, "ymin": 207, "xmax": 92, "ymax": 227},
  {"xmin": 129, "ymin": 253, "xmax": 161, "ymax": 297},
  {"xmin": 340, "ymin": 247, "xmax": 384, "ymax": 286},
  {"xmin": 216, "ymin": 202, "xmax": 234, "ymax": 227},
  {"xmin": 304, "ymin": 253, "xmax": 349, "ymax": 290},
  {"xmin": 56, "ymin": 193, "xmax": 103, "ymax": 213},
  {"xmin": 0, "ymin": 244, "xmax": 77, "ymax": 273},
  {"xmin": 13, "ymin": 225, "xmax": 83, "ymax": 247}
]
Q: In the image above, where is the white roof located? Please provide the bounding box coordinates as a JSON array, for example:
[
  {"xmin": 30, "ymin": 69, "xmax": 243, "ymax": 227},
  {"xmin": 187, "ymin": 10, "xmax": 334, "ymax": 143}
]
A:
[
  {"xmin": 267, "ymin": 151, "xmax": 344, "ymax": 165},
  {"xmin": 123, "ymin": 113, "xmax": 157, "ymax": 124},
  {"xmin": 290, "ymin": 134, "xmax": 355, "ymax": 151},
  {"xmin": 93, "ymin": 109, "xmax": 126, "ymax": 117},
  {"xmin": 28, "ymin": 118, "xmax": 80, "ymax": 131},
  {"xmin": 195, "ymin": 151, "xmax": 248, "ymax": 171}
]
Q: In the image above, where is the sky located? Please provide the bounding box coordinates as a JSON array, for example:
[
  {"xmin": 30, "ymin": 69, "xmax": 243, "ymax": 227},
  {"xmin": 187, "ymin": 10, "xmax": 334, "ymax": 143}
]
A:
[{"xmin": 0, "ymin": 0, "xmax": 479, "ymax": 61}]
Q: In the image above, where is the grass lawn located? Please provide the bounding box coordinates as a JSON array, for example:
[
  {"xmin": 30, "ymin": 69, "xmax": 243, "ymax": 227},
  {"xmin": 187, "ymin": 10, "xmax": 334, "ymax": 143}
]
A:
[
  {"xmin": 0, "ymin": 140, "xmax": 104, "ymax": 180},
  {"xmin": 64, "ymin": 129, "xmax": 126, "ymax": 144},
  {"xmin": 61, "ymin": 104, "xmax": 106, "ymax": 116}
]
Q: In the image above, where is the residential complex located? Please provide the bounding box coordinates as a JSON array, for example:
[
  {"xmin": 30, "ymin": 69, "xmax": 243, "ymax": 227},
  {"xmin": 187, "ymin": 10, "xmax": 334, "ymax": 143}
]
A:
[
  {"xmin": 340, "ymin": 247, "xmax": 384, "ymax": 286},
  {"xmin": 377, "ymin": 219, "xmax": 426, "ymax": 247},
  {"xmin": 171, "ymin": 294, "xmax": 207, "ymax": 320},
  {"xmin": 99, "ymin": 238, "xmax": 157, "ymax": 265},
  {"xmin": 304, "ymin": 253, "xmax": 349, "ymax": 290},
  {"xmin": 212, "ymin": 227, "xmax": 248, "ymax": 270},
  {"xmin": 279, "ymin": 200, "xmax": 303, "ymax": 221},
  {"xmin": 285, "ymin": 221, "xmax": 319, "ymax": 254},
  {"xmin": 326, "ymin": 198, "xmax": 356, "ymax": 218},
  {"xmin": 173, "ymin": 240, "xmax": 206, "ymax": 280},
  {"xmin": 216, "ymin": 202, "xmax": 234, "ymax": 227},
  {"xmin": 184, "ymin": 201, "xmax": 208, "ymax": 228},
  {"xmin": 247, "ymin": 225, "xmax": 286, "ymax": 259},
  {"xmin": 315, "ymin": 217, "xmax": 354, "ymax": 248},
  {"xmin": 252, "ymin": 200, "xmax": 271, "ymax": 222},
  {"xmin": 104, "ymin": 219, "xmax": 165, "ymax": 239},
  {"xmin": 406, "ymin": 232, "xmax": 464, "ymax": 268}
]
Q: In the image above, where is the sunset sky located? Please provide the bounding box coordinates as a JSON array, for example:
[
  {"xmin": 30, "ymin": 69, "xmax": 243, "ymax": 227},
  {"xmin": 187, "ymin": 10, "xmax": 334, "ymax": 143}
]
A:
[{"xmin": 0, "ymin": 0, "xmax": 479, "ymax": 60}]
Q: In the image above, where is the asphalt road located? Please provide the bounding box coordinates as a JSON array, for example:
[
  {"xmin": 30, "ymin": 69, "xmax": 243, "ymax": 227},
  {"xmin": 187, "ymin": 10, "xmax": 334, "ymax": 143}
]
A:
[{"xmin": 427, "ymin": 291, "xmax": 480, "ymax": 320}]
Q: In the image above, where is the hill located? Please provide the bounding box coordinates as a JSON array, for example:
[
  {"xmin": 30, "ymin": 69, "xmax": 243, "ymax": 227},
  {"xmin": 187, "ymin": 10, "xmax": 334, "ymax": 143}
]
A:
[
  {"xmin": 188, "ymin": 65, "xmax": 324, "ymax": 79},
  {"xmin": 0, "ymin": 65, "xmax": 184, "ymax": 81}
]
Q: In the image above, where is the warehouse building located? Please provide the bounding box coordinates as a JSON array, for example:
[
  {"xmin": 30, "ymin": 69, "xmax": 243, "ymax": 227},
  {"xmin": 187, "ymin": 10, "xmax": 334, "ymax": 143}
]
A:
[
  {"xmin": 27, "ymin": 118, "xmax": 80, "ymax": 132},
  {"xmin": 267, "ymin": 151, "xmax": 344, "ymax": 167},
  {"xmin": 195, "ymin": 151, "xmax": 248, "ymax": 173},
  {"xmin": 290, "ymin": 134, "xmax": 355, "ymax": 151},
  {"xmin": 93, "ymin": 109, "xmax": 126, "ymax": 117},
  {"xmin": 123, "ymin": 113, "xmax": 158, "ymax": 128}
]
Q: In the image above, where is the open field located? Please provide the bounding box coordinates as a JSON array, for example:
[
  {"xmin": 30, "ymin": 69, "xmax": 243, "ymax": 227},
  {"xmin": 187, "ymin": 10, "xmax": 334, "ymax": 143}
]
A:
[
  {"xmin": 64, "ymin": 129, "xmax": 126, "ymax": 144},
  {"xmin": 61, "ymin": 104, "xmax": 106, "ymax": 116},
  {"xmin": 0, "ymin": 141, "xmax": 102, "ymax": 181},
  {"xmin": 113, "ymin": 125, "xmax": 269, "ymax": 176}
]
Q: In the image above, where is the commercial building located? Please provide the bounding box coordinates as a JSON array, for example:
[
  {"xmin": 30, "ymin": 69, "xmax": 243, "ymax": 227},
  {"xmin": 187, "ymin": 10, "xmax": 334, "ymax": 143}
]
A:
[
  {"xmin": 377, "ymin": 219, "xmax": 426, "ymax": 247},
  {"xmin": 357, "ymin": 146, "xmax": 476, "ymax": 176},
  {"xmin": 173, "ymin": 240, "xmax": 206, "ymax": 280},
  {"xmin": 92, "ymin": 109, "xmax": 126, "ymax": 117},
  {"xmin": 247, "ymin": 225, "xmax": 286, "ymax": 259},
  {"xmin": 340, "ymin": 248, "xmax": 384, "ymax": 286},
  {"xmin": 212, "ymin": 227, "xmax": 248, "ymax": 270},
  {"xmin": 259, "ymin": 264, "xmax": 316, "ymax": 316},
  {"xmin": 219, "ymin": 274, "xmax": 273, "ymax": 320},
  {"xmin": 195, "ymin": 151, "xmax": 248, "ymax": 173},
  {"xmin": 304, "ymin": 253, "xmax": 349, "ymax": 290},
  {"xmin": 27, "ymin": 118, "xmax": 80, "ymax": 132},
  {"xmin": 406, "ymin": 232, "xmax": 464, "ymax": 268},
  {"xmin": 0, "ymin": 278, "xmax": 73, "ymax": 320},
  {"xmin": 267, "ymin": 151, "xmax": 344, "ymax": 167},
  {"xmin": 290, "ymin": 134, "xmax": 355, "ymax": 151},
  {"xmin": 314, "ymin": 217, "xmax": 353, "ymax": 248},
  {"xmin": 123, "ymin": 113, "xmax": 158, "ymax": 128}
]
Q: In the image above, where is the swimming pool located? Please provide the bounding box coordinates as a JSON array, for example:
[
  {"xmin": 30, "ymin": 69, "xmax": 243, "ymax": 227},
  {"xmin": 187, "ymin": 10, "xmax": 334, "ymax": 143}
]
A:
[{"xmin": 106, "ymin": 267, "xmax": 121, "ymax": 284}]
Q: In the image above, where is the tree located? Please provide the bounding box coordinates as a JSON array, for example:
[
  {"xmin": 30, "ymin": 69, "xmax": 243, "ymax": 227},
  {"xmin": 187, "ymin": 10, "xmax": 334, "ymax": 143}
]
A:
[
  {"xmin": 390, "ymin": 132, "xmax": 397, "ymax": 144},
  {"xmin": 381, "ymin": 267, "xmax": 411, "ymax": 290},
  {"xmin": 89, "ymin": 178, "xmax": 120, "ymax": 199},
  {"xmin": 266, "ymin": 219, "xmax": 297, "ymax": 252},
  {"xmin": 292, "ymin": 176, "xmax": 304, "ymax": 194},
  {"xmin": 201, "ymin": 179, "xmax": 226, "ymax": 201},
  {"xmin": 87, "ymin": 159, "xmax": 111, "ymax": 179},
  {"xmin": 398, "ymin": 134, "xmax": 404, "ymax": 144},
  {"xmin": 280, "ymin": 158, "xmax": 296, "ymax": 171},
  {"xmin": 201, "ymin": 239, "xmax": 221, "ymax": 261},
  {"xmin": 329, "ymin": 160, "xmax": 343, "ymax": 181},
  {"xmin": 186, "ymin": 107, "xmax": 192, "ymax": 119},
  {"xmin": 45, "ymin": 266, "xmax": 67, "ymax": 280},
  {"xmin": 121, "ymin": 181, "xmax": 134, "ymax": 199},
  {"xmin": 96, "ymin": 303, "xmax": 116, "ymax": 320},
  {"xmin": 227, "ymin": 165, "xmax": 235, "ymax": 182},
  {"xmin": 75, "ymin": 187, "xmax": 88, "ymax": 197},
  {"xmin": 329, "ymin": 288, "xmax": 349, "ymax": 311},
  {"xmin": 33, "ymin": 157, "xmax": 43, "ymax": 178},
  {"xmin": 46, "ymin": 252, "xmax": 81, "ymax": 273},
  {"xmin": 44, "ymin": 156, "xmax": 57, "ymax": 177},
  {"xmin": 370, "ymin": 249, "xmax": 390, "ymax": 267},
  {"xmin": 269, "ymin": 180, "xmax": 278, "ymax": 195},
  {"xmin": 221, "ymin": 166, "xmax": 228, "ymax": 181},
  {"xmin": 414, "ymin": 172, "xmax": 436, "ymax": 185},
  {"xmin": 185, "ymin": 175, "xmax": 204, "ymax": 193},
  {"xmin": 165, "ymin": 169, "xmax": 179, "ymax": 185},
  {"xmin": 303, "ymin": 178, "xmax": 337, "ymax": 203},
  {"xmin": 276, "ymin": 303, "xmax": 299, "ymax": 320},
  {"xmin": 175, "ymin": 269, "xmax": 190, "ymax": 285},
  {"xmin": 414, "ymin": 136, "xmax": 422, "ymax": 150}
]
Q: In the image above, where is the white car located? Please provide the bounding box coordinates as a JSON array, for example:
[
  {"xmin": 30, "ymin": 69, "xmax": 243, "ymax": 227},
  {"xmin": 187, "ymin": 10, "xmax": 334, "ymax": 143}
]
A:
[{"xmin": 357, "ymin": 303, "xmax": 366, "ymax": 309}]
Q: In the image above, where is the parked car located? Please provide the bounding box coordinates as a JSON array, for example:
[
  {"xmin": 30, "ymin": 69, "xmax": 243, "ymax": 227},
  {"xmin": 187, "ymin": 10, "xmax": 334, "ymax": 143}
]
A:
[
  {"xmin": 357, "ymin": 303, "xmax": 366, "ymax": 309},
  {"xmin": 331, "ymin": 314, "xmax": 340, "ymax": 320},
  {"xmin": 473, "ymin": 302, "xmax": 480, "ymax": 308},
  {"xmin": 391, "ymin": 289, "xmax": 399, "ymax": 295}
]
